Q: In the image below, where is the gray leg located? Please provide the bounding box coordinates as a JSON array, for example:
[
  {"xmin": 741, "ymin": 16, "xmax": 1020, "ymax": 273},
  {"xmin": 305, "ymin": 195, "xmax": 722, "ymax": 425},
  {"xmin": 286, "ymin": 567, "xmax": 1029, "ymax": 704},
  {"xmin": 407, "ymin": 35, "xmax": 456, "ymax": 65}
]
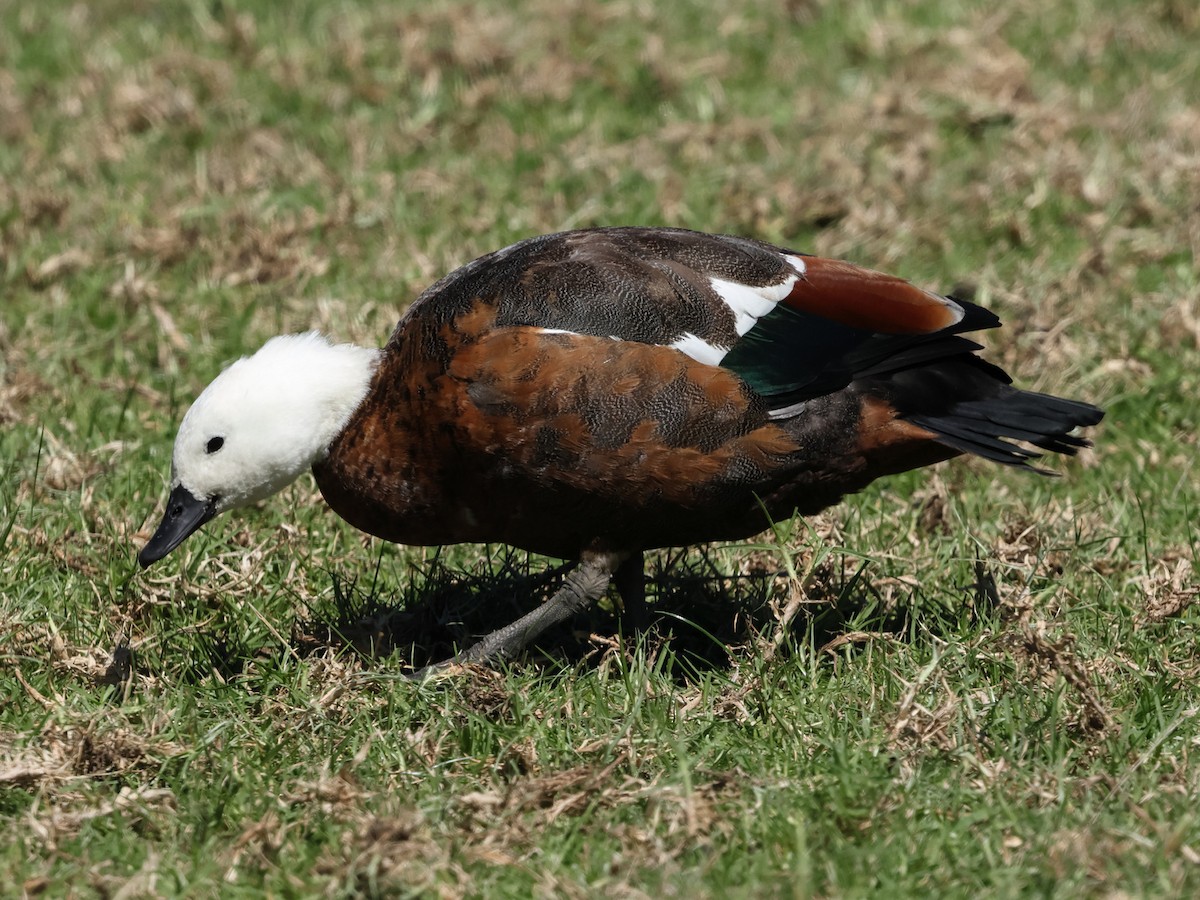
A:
[
  {"xmin": 412, "ymin": 550, "xmax": 624, "ymax": 677},
  {"xmin": 612, "ymin": 550, "xmax": 647, "ymax": 632}
]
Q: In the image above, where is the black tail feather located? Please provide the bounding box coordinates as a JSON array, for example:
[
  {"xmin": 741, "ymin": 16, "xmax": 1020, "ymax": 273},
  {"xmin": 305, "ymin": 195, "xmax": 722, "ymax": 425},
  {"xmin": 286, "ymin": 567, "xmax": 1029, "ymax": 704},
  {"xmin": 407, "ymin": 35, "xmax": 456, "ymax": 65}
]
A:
[
  {"xmin": 848, "ymin": 298, "xmax": 1005, "ymax": 383},
  {"xmin": 907, "ymin": 387, "xmax": 1103, "ymax": 471},
  {"xmin": 840, "ymin": 294, "xmax": 1101, "ymax": 472},
  {"xmin": 865, "ymin": 345, "xmax": 1104, "ymax": 471},
  {"xmin": 908, "ymin": 414, "xmax": 1046, "ymax": 465}
]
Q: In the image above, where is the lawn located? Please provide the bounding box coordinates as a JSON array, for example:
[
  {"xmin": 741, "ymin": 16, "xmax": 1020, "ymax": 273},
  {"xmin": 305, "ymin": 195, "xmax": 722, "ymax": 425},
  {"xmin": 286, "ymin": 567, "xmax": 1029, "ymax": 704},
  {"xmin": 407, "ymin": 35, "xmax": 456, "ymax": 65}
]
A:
[{"xmin": 2, "ymin": 0, "xmax": 1198, "ymax": 895}]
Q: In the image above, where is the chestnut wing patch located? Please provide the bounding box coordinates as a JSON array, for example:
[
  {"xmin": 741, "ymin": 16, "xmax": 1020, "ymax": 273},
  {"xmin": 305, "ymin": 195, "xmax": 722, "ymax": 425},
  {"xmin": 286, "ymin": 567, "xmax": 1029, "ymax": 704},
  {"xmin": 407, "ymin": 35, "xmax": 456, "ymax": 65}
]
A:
[{"xmin": 721, "ymin": 258, "xmax": 993, "ymax": 412}]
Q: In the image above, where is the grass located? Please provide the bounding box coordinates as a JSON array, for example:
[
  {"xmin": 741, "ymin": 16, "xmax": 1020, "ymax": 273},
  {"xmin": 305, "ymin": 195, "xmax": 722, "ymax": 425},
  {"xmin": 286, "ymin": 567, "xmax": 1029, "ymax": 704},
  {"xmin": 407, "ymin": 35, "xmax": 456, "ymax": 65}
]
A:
[{"xmin": 1, "ymin": 0, "xmax": 1198, "ymax": 895}]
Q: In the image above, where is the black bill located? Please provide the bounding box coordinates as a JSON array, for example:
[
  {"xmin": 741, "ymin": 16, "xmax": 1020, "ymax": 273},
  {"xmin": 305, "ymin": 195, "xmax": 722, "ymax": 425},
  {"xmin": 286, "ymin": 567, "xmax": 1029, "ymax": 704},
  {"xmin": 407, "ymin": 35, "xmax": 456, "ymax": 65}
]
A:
[{"xmin": 137, "ymin": 484, "xmax": 217, "ymax": 567}]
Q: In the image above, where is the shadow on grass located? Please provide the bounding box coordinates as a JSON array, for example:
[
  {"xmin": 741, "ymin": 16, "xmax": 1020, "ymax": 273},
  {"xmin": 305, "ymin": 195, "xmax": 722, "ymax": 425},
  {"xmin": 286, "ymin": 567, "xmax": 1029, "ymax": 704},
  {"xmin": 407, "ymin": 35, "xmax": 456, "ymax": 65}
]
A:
[{"xmin": 287, "ymin": 547, "xmax": 950, "ymax": 676}]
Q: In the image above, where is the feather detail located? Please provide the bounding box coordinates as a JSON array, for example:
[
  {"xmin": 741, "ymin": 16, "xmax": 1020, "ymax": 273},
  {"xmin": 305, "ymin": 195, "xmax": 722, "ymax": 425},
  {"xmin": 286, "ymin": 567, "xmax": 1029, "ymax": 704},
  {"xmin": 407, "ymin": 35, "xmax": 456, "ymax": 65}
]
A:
[{"xmin": 783, "ymin": 257, "xmax": 964, "ymax": 334}]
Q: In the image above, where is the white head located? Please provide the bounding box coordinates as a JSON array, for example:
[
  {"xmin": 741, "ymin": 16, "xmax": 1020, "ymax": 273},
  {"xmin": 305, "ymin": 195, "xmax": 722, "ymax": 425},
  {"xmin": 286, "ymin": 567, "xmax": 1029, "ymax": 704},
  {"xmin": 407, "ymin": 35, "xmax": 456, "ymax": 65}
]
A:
[{"xmin": 139, "ymin": 332, "xmax": 379, "ymax": 566}]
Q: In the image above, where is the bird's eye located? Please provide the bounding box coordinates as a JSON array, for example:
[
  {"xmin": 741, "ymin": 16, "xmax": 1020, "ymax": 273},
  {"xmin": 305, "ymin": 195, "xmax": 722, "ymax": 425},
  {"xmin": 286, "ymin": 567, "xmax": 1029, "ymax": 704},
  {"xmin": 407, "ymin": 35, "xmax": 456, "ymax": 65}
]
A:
[{"xmin": 205, "ymin": 436, "xmax": 225, "ymax": 454}]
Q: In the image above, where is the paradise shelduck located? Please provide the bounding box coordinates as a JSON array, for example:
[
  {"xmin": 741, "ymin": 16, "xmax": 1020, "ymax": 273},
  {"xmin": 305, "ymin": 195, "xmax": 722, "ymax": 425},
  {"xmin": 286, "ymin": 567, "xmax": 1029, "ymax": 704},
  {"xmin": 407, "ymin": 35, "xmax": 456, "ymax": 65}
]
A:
[{"xmin": 137, "ymin": 226, "xmax": 1103, "ymax": 670}]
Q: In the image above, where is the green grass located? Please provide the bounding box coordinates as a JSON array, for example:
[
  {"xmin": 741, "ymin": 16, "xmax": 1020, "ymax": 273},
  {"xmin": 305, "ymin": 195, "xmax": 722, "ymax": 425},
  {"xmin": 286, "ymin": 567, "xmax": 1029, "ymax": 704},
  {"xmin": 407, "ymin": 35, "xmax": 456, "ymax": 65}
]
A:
[{"xmin": 2, "ymin": 0, "xmax": 1198, "ymax": 895}]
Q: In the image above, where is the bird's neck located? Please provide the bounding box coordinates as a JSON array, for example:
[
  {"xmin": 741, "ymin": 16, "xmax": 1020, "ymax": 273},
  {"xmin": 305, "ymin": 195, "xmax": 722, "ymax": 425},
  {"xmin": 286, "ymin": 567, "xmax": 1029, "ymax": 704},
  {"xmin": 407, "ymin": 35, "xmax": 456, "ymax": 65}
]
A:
[{"xmin": 306, "ymin": 343, "xmax": 382, "ymax": 460}]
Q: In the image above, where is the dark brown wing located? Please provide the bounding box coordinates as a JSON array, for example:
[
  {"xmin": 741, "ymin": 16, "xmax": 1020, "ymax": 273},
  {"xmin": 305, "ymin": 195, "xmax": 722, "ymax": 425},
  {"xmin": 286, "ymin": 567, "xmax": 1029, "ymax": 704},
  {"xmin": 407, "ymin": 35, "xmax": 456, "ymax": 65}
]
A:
[{"xmin": 395, "ymin": 227, "xmax": 970, "ymax": 406}]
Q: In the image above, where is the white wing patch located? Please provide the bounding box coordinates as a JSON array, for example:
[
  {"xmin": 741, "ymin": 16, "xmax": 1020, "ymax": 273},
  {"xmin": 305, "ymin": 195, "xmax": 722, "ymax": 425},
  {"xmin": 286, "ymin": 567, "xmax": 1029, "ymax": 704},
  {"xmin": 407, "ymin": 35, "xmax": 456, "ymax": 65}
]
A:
[
  {"xmin": 669, "ymin": 258, "xmax": 806, "ymax": 366},
  {"xmin": 540, "ymin": 254, "xmax": 811, "ymax": 370},
  {"xmin": 535, "ymin": 327, "xmax": 627, "ymax": 341},
  {"xmin": 539, "ymin": 323, "xmax": 752, "ymax": 367},
  {"xmin": 709, "ymin": 276, "xmax": 793, "ymax": 337},
  {"xmin": 783, "ymin": 254, "xmax": 807, "ymax": 277},
  {"xmin": 669, "ymin": 332, "xmax": 728, "ymax": 366},
  {"xmin": 768, "ymin": 400, "xmax": 808, "ymax": 420}
]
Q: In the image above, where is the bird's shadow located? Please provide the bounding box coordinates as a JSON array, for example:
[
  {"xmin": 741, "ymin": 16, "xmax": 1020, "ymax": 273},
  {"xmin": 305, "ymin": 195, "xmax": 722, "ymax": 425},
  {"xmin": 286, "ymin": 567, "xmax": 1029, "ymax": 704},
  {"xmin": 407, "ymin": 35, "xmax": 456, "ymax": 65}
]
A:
[{"xmin": 289, "ymin": 546, "xmax": 956, "ymax": 676}]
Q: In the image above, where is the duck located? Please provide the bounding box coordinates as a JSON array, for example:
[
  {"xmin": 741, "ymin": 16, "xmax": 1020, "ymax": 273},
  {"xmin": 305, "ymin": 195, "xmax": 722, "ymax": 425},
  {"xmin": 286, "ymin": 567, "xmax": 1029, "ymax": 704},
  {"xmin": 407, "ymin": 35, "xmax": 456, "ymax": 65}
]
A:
[{"xmin": 137, "ymin": 226, "xmax": 1103, "ymax": 670}]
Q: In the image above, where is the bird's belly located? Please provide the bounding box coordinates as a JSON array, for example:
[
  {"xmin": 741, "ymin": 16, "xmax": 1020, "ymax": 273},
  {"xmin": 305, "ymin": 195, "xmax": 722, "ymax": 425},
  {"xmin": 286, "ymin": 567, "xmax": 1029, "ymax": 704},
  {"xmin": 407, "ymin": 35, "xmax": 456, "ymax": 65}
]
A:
[{"xmin": 317, "ymin": 443, "xmax": 855, "ymax": 560}]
